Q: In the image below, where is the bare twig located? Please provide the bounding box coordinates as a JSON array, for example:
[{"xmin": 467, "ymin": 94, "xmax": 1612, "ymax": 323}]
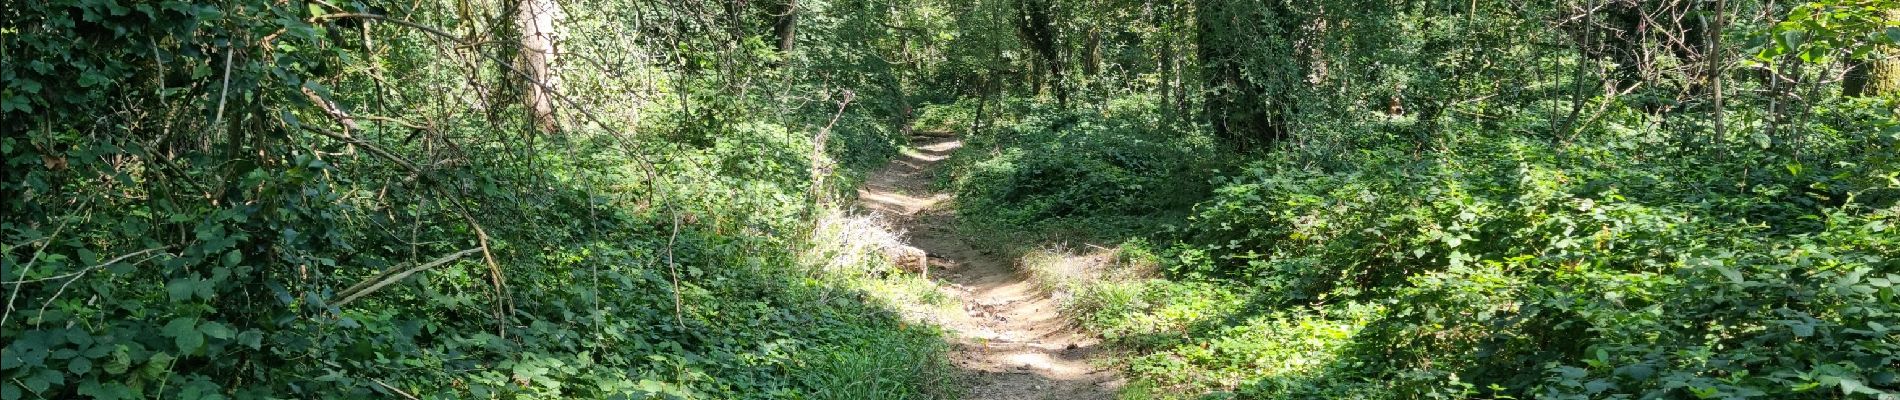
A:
[
  {"xmin": 806, "ymin": 90, "xmax": 855, "ymax": 208},
  {"xmin": 0, "ymin": 202, "xmax": 87, "ymax": 328},
  {"xmin": 36, "ymin": 252, "xmax": 162, "ymax": 328},
  {"xmin": 371, "ymin": 379, "xmax": 421, "ymax": 400},
  {"xmin": 11, "ymin": 246, "xmax": 160, "ymax": 330},
  {"xmin": 295, "ymin": 106, "xmax": 512, "ymax": 335},
  {"xmin": 213, "ymin": 48, "xmax": 234, "ymax": 131},
  {"xmin": 310, "ymin": 13, "xmax": 464, "ymax": 44},
  {"xmin": 1, "ymin": 248, "xmax": 166, "ymax": 285},
  {"xmin": 355, "ymin": 115, "xmax": 431, "ymax": 131},
  {"xmin": 666, "ymin": 211, "xmax": 685, "ymax": 330},
  {"xmin": 299, "ymin": 124, "xmax": 423, "ymax": 174},
  {"xmin": 302, "ymin": 86, "xmax": 361, "ymax": 131}
]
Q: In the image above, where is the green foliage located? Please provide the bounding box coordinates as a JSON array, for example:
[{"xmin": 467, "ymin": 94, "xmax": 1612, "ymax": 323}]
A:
[
  {"xmin": 946, "ymin": 97, "xmax": 1217, "ymax": 240},
  {"xmin": 1002, "ymin": 105, "xmax": 1897, "ymax": 398},
  {"xmin": 1, "ymin": 0, "xmax": 953, "ymax": 398},
  {"xmin": 1753, "ymin": 0, "xmax": 1900, "ymax": 64},
  {"xmin": 10, "ymin": 0, "xmax": 1900, "ymax": 398},
  {"xmin": 932, "ymin": 0, "xmax": 1900, "ymax": 395}
]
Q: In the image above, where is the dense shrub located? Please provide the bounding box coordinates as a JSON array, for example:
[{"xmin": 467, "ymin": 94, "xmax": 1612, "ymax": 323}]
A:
[
  {"xmin": 1140, "ymin": 109, "xmax": 1900, "ymax": 397},
  {"xmin": 955, "ymin": 90, "xmax": 1899, "ymax": 398},
  {"xmin": 947, "ymin": 99, "xmax": 1218, "ymax": 238},
  {"xmin": 0, "ymin": 0, "xmax": 950, "ymax": 398}
]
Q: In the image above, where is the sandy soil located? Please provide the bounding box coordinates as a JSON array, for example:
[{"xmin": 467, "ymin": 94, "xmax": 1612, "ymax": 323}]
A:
[{"xmin": 855, "ymin": 135, "xmax": 1122, "ymax": 400}]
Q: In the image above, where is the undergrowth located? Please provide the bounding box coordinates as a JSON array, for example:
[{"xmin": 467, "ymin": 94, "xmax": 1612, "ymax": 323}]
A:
[
  {"xmin": 949, "ymin": 91, "xmax": 1900, "ymax": 399},
  {"xmin": 941, "ymin": 97, "xmax": 1223, "ymax": 245}
]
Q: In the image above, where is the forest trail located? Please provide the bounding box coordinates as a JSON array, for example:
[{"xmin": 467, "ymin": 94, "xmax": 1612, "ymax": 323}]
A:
[{"xmin": 856, "ymin": 135, "xmax": 1122, "ymax": 399}]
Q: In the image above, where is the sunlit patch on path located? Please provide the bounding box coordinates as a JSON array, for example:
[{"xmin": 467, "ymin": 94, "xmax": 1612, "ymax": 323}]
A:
[{"xmin": 854, "ymin": 135, "xmax": 1121, "ymax": 399}]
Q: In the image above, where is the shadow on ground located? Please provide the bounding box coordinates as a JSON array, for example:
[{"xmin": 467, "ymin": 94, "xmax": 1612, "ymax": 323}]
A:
[{"xmin": 855, "ymin": 135, "xmax": 1122, "ymax": 400}]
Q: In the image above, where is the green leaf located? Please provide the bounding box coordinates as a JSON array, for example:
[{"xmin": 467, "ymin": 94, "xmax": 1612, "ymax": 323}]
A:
[
  {"xmin": 200, "ymin": 321, "xmax": 235, "ymax": 340},
  {"xmin": 13, "ymin": 79, "xmax": 40, "ymax": 94},
  {"xmin": 166, "ymin": 278, "xmax": 197, "ymax": 303},
  {"xmin": 77, "ymin": 380, "xmax": 133, "ymax": 400},
  {"xmin": 163, "ymin": 317, "xmax": 204, "ymax": 353},
  {"xmin": 1717, "ymin": 267, "xmax": 1745, "ymax": 284},
  {"xmin": 24, "ymin": 369, "xmax": 60, "ymax": 393},
  {"xmin": 1615, "ymin": 363, "xmax": 1654, "ymax": 380},
  {"xmin": 67, "ymin": 357, "xmax": 92, "ymax": 374},
  {"xmin": 1886, "ymin": 27, "xmax": 1900, "ymax": 44},
  {"xmin": 1584, "ymin": 380, "xmax": 1614, "ymax": 394},
  {"xmin": 1792, "ymin": 322, "xmax": 1814, "ymax": 337},
  {"xmin": 1840, "ymin": 378, "xmax": 1869, "ymax": 395},
  {"xmin": 222, "ymin": 250, "xmax": 242, "ymax": 268},
  {"xmin": 141, "ymin": 353, "xmax": 175, "ymax": 378},
  {"xmin": 102, "ymin": 346, "xmax": 130, "ymax": 374},
  {"xmin": 1801, "ymin": 47, "xmax": 1830, "ymax": 63},
  {"xmin": 76, "ymin": 70, "xmax": 111, "ymax": 88},
  {"xmin": 1779, "ymin": 30, "xmax": 1806, "ymax": 50},
  {"xmin": 237, "ymin": 330, "xmax": 264, "ymax": 350},
  {"xmin": 0, "ymin": 94, "xmax": 29, "ymax": 113},
  {"xmin": 18, "ymin": 375, "xmax": 47, "ymax": 395}
]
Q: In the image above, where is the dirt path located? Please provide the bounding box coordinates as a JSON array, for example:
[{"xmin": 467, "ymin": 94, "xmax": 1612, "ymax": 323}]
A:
[{"xmin": 856, "ymin": 135, "xmax": 1120, "ymax": 400}]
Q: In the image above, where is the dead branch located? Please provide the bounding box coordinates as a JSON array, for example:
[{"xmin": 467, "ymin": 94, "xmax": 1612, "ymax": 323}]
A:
[{"xmin": 330, "ymin": 248, "xmax": 480, "ymax": 307}]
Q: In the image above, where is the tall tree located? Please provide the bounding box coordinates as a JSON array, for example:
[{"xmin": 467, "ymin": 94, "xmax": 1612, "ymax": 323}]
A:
[
  {"xmin": 1152, "ymin": 0, "xmax": 1179, "ymax": 118},
  {"xmin": 1196, "ymin": 0, "xmax": 1299, "ymax": 149},
  {"xmin": 1017, "ymin": 0, "xmax": 1068, "ymax": 106},
  {"xmin": 776, "ymin": 0, "xmax": 800, "ymax": 53},
  {"xmin": 517, "ymin": 0, "xmax": 561, "ymax": 132}
]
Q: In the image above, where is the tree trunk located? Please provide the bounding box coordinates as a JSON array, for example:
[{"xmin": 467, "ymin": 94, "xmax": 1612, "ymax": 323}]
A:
[
  {"xmin": 516, "ymin": 0, "xmax": 559, "ymax": 133},
  {"xmin": 1842, "ymin": 9, "xmax": 1900, "ymax": 97},
  {"xmin": 1708, "ymin": 0, "xmax": 1725, "ymax": 150},
  {"xmin": 1196, "ymin": 0, "xmax": 1295, "ymax": 150},
  {"xmin": 1159, "ymin": 27, "xmax": 1175, "ymax": 119},
  {"xmin": 1017, "ymin": 0, "xmax": 1067, "ymax": 106},
  {"xmin": 775, "ymin": 0, "xmax": 798, "ymax": 53},
  {"xmin": 1084, "ymin": 28, "xmax": 1101, "ymax": 77},
  {"xmin": 892, "ymin": 33, "xmax": 915, "ymax": 136},
  {"xmin": 1030, "ymin": 57, "xmax": 1044, "ymax": 96}
]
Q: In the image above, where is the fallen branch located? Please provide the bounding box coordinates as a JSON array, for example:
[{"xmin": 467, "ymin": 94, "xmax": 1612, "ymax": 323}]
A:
[
  {"xmin": 444, "ymin": 201, "xmax": 512, "ymax": 332},
  {"xmin": 330, "ymin": 248, "xmax": 480, "ymax": 308},
  {"xmin": 298, "ymin": 117, "xmax": 511, "ymax": 333}
]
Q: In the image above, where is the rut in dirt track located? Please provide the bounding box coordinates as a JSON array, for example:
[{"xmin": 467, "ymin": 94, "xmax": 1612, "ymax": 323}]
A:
[{"xmin": 854, "ymin": 135, "xmax": 1121, "ymax": 400}]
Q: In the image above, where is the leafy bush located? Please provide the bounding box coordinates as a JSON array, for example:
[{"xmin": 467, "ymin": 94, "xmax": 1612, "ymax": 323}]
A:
[
  {"xmin": 1142, "ymin": 112, "xmax": 1900, "ymax": 397},
  {"xmin": 947, "ymin": 100, "xmax": 1217, "ymax": 239},
  {"xmin": 978, "ymin": 93, "xmax": 1900, "ymax": 399},
  {"xmin": 0, "ymin": 0, "xmax": 950, "ymax": 398}
]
